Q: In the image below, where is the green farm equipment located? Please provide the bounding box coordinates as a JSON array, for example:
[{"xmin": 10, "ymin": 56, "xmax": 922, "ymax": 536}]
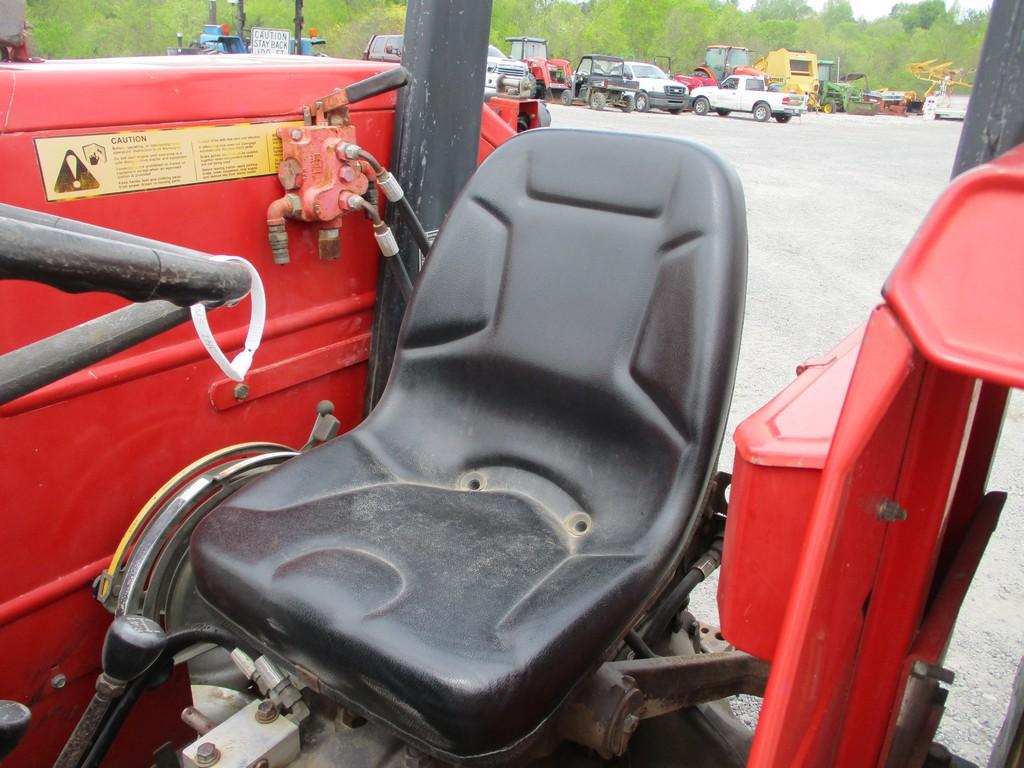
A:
[{"xmin": 816, "ymin": 61, "xmax": 878, "ymax": 114}]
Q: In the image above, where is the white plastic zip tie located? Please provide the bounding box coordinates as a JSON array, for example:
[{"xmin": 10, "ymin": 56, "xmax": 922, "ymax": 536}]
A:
[{"xmin": 190, "ymin": 256, "xmax": 266, "ymax": 382}]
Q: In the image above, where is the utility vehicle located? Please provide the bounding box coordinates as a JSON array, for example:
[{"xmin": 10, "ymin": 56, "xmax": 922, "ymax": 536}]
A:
[{"xmin": 562, "ymin": 54, "xmax": 639, "ymax": 112}]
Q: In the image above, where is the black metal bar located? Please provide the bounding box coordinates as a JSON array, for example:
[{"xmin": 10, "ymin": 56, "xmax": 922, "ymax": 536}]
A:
[
  {"xmin": 0, "ymin": 217, "xmax": 250, "ymax": 307},
  {"xmin": 612, "ymin": 652, "xmax": 770, "ymax": 718},
  {"xmin": 0, "ymin": 203, "xmax": 230, "ymax": 262},
  {"xmin": 952, "ymin": 0, "xmax": 1024, "ymax": 176},
  {"xmin": 364, "ymin": 0, "xmax": 493, "ymax": 410},
  {"xmin": 0, "ymin": 301, "xmax": 191, "ymax": 406},
  {"xmin": 345, "ymin": 67, "xmax": 409, "ymax": 105}
]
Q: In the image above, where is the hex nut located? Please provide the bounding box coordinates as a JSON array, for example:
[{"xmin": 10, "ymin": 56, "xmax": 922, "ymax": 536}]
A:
[
  {"xmin": 255, "ymin": 699, "xmax": 279, "ymax": 724},
  {"xmin": 195, "ymin": 741, "xmax": 220, "ymax": 766}
]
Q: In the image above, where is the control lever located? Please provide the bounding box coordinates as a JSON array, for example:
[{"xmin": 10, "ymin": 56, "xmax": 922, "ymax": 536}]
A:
[
  {"xmin": 304, "ymin": 66, "xmax": 410, "ymax": 125},
  {"xmin": 0, "ymin": 701, "xmax": 30, "ymax": 761},
  {"xmin": 345, "ymin": 66, "xmax": 410, "ymax": 105},
  {"xmin": 53, "ymin": 617, "xmax": 167, "ymax": 768}
]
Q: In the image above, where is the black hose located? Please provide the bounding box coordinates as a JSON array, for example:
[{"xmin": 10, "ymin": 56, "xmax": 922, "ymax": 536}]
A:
[
  {"xmin": 395, "ymin": 196, "xmax": 433, "ymax": 257},
  {"xmin": 77, "ymin": 625, "xmax": 244, "ymax": 768},
  {"xmin": 625, "ymin": 630, "xmax": 657, "ymax": 659},
  {"xmin": 642, "ymin": 541, "xmax": 723, "ymax": 646},
  {"xmin": 388, "ymin": 253, "xmax": 414, "ymax": 302}
]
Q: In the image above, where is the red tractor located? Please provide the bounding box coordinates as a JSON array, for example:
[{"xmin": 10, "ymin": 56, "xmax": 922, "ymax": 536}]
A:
[
  {"xmin": 506, "ymin": 36, "xmax": 573, "ymax": 102},
  {"xmin": 674, "ymin": 44, "xmax": 763, "ymax": 89},
  {"xmin": 1, "ymin": 0, "xmax": 1023, "ymax": 767}
]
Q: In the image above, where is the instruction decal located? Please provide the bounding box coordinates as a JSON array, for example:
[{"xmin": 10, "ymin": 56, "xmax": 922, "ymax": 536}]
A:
[{"xmin": 35, "ymin": 121, "xmax": 301, "ymax": 202}]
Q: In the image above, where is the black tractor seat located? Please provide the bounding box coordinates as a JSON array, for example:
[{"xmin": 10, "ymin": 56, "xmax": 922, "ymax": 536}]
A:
[{"xmin": 190, "ymin": 127, "xmax": 747, "ymax": 763}]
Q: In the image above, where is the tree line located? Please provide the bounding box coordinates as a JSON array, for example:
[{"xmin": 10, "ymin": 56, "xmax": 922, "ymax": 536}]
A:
[{"xmin": 26, "ymin": 0, "xmax": 987, "ymax": 92}]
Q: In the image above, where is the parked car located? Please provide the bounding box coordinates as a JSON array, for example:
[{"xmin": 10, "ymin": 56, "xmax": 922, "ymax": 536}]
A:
[
  {"xmin": 364, "ymin": 37, "xmax": 531, "ymax": 97},
  {"xmin": 622, "ymin": 61, "xmax": 691, "ymax": 113},
  {"xmin": 562, "ymin": 55, "xmax": 639, "ymax": 112},
  {"xmin": 485, "ymin": 44, "xmax": 532, "ymax": 97},
  {"xmin": 362, "ymin": 33, "xmax": 403, "ymax": 62},
  {"xmin": 690, "ymin": 74, "xmax": 806, "ymax": 122}
]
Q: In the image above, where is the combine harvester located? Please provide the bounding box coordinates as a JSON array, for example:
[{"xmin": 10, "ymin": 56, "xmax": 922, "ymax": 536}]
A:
[{"xmin": 0, "ymin": 0, "xmax": 1022, "ymax": 766}]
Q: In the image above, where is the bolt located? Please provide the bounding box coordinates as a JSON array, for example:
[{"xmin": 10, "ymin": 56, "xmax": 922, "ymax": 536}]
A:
[
  {"xmin": 255, "ymin": 699, "xmax": 279, "ymax": 724},
  {"xmin": 195, "ymin": 741, "xmax": 220, "ymax": 766},
  {"xmin": 234, "ymin": 383, "xmax": 249, "ymax": 401},
  {"xmin": 50, "ymin": 673, "xmax": 67, "ymax": 689},
  {"xmin": 877, "ymin": 497, "xmax": 908, "ymax": 522},
  {"xmin": 290, "ymin": 128, "xmax": 303, "ymax": 140}
]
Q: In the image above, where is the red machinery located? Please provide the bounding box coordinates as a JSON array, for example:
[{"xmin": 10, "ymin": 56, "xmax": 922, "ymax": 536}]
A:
[
  {"xmin": 0, "ymin": 0, "xmax": 1022, "ymax": 766},
  {"xmin": 506, "ymin": 36, "xmax": 572, "ymax": 102},
  {"xmin": 673, "ymin": 44, "xmax": 763, "ymax": 89}
]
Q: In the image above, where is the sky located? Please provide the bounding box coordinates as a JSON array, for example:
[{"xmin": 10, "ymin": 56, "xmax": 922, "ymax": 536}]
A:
[{"xmin": 736, "ymin": 0, "xmax": 992, "ymax": 18}]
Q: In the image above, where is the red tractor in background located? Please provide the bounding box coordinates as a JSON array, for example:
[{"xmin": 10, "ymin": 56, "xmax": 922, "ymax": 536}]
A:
[
  {"xmin": 673, "ymin": 44, "xmax": 763, "ymax": 89},
  {"xmin": 1, "ymin": 0, "xmax": 1024, "ymax": 766},
  {"xmin": 506, "ymin": 36, "xmax": 573, "ymax": 102}
]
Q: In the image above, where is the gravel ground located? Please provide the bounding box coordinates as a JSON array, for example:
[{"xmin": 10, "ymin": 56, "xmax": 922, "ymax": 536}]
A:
[{"xmin": 546, "ymin": 103, "xmax": 1024, "ymax": 765}]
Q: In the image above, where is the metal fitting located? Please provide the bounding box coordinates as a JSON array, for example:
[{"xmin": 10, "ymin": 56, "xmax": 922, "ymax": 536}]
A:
[
  {"xmin": 50, "ymin": 673, "xmax": 67, "ymax": 689},
  {"xmin": 693, "ymin": 552, "xmax": 721, "ymax": 579},
  {"xmin": 194, "ymin": 741, "xmax": 220, "ymax": 766},
  {"xmin": 233, "ymin": 384, "xmax": 250, "ymax": 401},
  {"xmin": 911, "ymin": 660, "xmax": 955, "ymax": 685},
  {"xmin": 254, "ymin": 656, "xmax": 286, "ymax": 691},
  {"xmin": 230, "ymin": 648, "xmax": 258, "ymax": 680},
  {"xmin": 338, "ymin": 142, "xmax": 361, "ymax": 160},
  {"xmin": 374, "ymin": 225, "xmax": 399, "ymax": 258},
  {"xmin": 267, "ymin": 222, "xmax": 290, "ymax": 265},
  {"xmin": 255, "ymin": 700, "xmax": 279, "ymax": 724},
  {"xmin": 376, "ymin": 171, "xmax": 404, "ymax": 202}
]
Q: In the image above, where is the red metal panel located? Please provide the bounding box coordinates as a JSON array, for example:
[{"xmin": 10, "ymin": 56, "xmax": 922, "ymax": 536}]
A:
[
  {"xmin": 835, "ymin": 366, "xmax": 977, "ymax": 767},
  {"xmin": 885, "ymin": 144, "xmax": 1024, "ymax": 389},
  {"xmin": 719, "ymin": 326, "xmax": 864, "ymax": 660},
  {"xmin": 749, "ymin": 307, "xmax": 923, "ymax": 767},
  {"xmin": 0, "ymin": 58, "xmax": 392, "ymax": 768}
]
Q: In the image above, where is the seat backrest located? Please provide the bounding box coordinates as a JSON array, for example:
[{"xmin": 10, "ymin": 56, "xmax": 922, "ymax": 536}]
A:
[{"xmin": 369, "ymin": 128, "xmax": 746, "ymax": 551}]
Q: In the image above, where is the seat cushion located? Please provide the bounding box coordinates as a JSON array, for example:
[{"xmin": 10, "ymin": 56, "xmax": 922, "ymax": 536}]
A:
[{"xmin": 192, "ymin": 453, "xmax": 646, "ymax": 757}]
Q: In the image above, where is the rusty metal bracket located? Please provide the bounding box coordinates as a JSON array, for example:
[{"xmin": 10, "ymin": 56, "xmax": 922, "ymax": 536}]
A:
[{"xmin": 557, "ymin": 651, "xmax": 769, "ymax": 758}]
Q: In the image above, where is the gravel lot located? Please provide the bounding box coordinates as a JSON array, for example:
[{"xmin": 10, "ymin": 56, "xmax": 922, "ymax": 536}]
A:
[{"xmin": 547, "ymin": 103, "xmax": 1023, "ymax": 765}]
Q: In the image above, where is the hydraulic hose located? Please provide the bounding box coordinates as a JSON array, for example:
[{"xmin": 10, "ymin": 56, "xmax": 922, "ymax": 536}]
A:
[
  {"xmin": 642, "ymin": 540, "xmax": 723, "ymax": 646},
  {"xmin": 348, "ymin": 195, "xmax": 414, "ymax": 301},
  {"xmin": 395, "ymin": 195, "xmax": 433, "ymax": 257},
  {"xmin": 352, "ymin": 147, "xmax": 433, "ymax": 258},
  {"xmin": 76, "ymin": 625, "xmax": 245, "ymax": 768},
  {"xmin": 626, "ymin": 630, "xmax": 657, "ymax": 660}
]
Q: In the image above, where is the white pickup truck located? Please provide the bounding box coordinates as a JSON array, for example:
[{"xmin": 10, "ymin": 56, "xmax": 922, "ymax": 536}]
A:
[{"xmin": 690, "ymin": 75, "xmax": 806, "ymax": 123}]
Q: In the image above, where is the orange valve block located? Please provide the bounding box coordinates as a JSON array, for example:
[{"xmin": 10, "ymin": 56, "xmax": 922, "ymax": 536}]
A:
[{"xmin": 267, "ymin": 124, "xmax": 371, "ymax": 264}]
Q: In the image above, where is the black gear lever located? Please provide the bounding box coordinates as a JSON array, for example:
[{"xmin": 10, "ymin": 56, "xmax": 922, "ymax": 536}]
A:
[
  {"xmin": 101, "ymin": 615, "xmax": 167, "ymax": 683},
  {"xmin": 0, "ymin": 700, "xmax": 31, "ymax": 761},
  {"xmin": 53, "ymin": 617, "xmax": 167, "ymax": 768}
]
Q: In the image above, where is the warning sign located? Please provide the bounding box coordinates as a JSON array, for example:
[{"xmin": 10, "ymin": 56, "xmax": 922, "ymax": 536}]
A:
[
  {"xmin": 250, "ymin": 27, "xmax": 291, "ymax": 55},
  {"xmin": 34, "ymin": 121, "xmax": 300, "ymax": 202}
]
